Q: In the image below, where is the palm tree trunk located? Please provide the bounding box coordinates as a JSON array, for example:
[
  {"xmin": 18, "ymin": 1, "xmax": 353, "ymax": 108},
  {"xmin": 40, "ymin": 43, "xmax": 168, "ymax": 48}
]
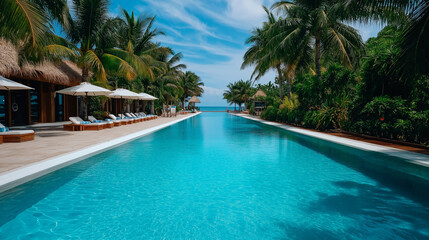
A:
[
  {"xmin": 82, "ymin": 67, "xmax": 90, "ymax": 82},
  {"xmin": 315, "ymin": 34, "xmax": 322, "ymax": 77},
  {"xmin": 80, "ymin": 67, "xmax": 90, "ymax": 119},
  {"xmin": 183, "ymin": 97, "xmax": 186, "ymax": 110},
  {"xmin": 276, "ymin": 65, "xmax": 284, "ymax": 100},
  {"xmin": 285, "ymin": 78, "xmax": 292, "ymax": 99}
]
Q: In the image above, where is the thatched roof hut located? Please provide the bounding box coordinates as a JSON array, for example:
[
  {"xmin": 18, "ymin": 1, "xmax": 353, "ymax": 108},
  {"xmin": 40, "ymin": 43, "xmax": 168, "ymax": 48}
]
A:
[
  {"xmin": 189, "ymin": 96, "xmax": 201, "ymax": 103},
  {"xmin": 0, "ymin": 39, "xmax": 82, "ymax": 86},
  {"xmin": 251, "ymin": 90, "xmax": 267, "ymax": 99}
]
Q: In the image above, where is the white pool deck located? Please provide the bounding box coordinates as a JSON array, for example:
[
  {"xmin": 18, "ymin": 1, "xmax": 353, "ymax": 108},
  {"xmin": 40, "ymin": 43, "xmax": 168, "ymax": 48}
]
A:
[
  {"xmin": 234, "ymin": 114, "xmax": 429, "ymax": 177},
  {"xmin": 0, "ymin": 113, "xmax": 201, "ymax": 193}
]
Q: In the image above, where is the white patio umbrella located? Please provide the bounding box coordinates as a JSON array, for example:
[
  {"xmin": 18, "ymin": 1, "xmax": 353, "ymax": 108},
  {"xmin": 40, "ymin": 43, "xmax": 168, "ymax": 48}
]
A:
[
  {"xmin": 138, "ymin": 93, "xmax": 158, "ymax": 100},
  {"xmin": 109, "ymin": 88, "xmax": 141, "ymax": 116},
  {"xmin": 138, "ymin": 93, "xmax": 158, "ymax": 114},
  {"xmin": 56, "ymin": 82, "xmax": 112, "ymax": 120},
  {"xmin": 0, "ymin": 75, "xmax": 33, "ymax": 90},
  {"xmin": 56, "ymin": 82, "xmax": 112, "ymax": 96}
]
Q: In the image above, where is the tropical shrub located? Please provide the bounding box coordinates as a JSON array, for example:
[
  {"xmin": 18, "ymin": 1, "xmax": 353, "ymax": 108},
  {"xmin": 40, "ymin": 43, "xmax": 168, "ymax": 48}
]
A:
[
  {"xmin": 361, "ymin": 96, "xmax": 409, "ymax": 123},
  {"xmin": 261, "ymin": 106, "xmax": 278, "ymax": 121},
  {"xmin": 92, "ymin": 110, "xmax": 108, "ymax": 120},
  {"xmin": 277, "ymin": 94, "xmax": 300, "ymax": 123},
  {"xmin": 303, "ymin": 111, "xmax": 318, "ymax": 128},
  {"xmin": 314, "ymin": 96, "xmax": 349, "ymax": 130}
]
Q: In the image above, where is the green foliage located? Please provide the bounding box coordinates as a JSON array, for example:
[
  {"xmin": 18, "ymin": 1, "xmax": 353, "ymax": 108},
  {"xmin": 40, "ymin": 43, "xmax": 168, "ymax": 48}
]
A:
[
  {"xmin": 251, "ymin": 4, "xmax": 429, "ymax": 145},
  {"xmin": 410, "ymin": 75, "xmax": 429, "ymax": 110},
  {"xmin": 315, "ymin": 96, "xmax": 349, "ymax": 130},
  {"xmin": 303, "ymin": 111, "xmax": 318, "ymax": 129},
  {"xmin": 280, "ymin": 94, "xmax": 299, "ymax": 111},
  {"xmin": 294, "ymin": 64, "xmax": 356, "ymax": 108},
  {"xmin": 92, "ymin": 110, "xmax": 108, "ymax": 120},
  {"xmin": 223, "ymin": 80, "xmax": 252, "ymax": 110},
  {"xmin": 261, "ymin": 106, "xmax": 277, "ymax": 121},
  {"xmin": 361, "ymin": 96, "xmax": 409, "ymax": 121}
]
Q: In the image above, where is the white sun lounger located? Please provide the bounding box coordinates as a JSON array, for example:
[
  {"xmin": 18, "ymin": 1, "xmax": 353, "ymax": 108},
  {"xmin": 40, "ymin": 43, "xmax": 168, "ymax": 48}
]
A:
[
  {"xmin": 119, "ymin": 114, "xmax": 137, "ymax": 123},
  {"xmin": 125, "ymin": 113, "xmax": 144, "ymax": 122},
  {"xmin": 88, "ymin": 116, "xmax": 114, "ymax": 128},
  {"xmin": 109, "ymin": 114, "xmax": 132, "ymax": 125},
  {"xmin": 67, "ymin": 117, "xmax": 105, "ymax": 130},
  {"xmin": 0, "ymin": 123, "xmax": 35, "ymax": 142}
]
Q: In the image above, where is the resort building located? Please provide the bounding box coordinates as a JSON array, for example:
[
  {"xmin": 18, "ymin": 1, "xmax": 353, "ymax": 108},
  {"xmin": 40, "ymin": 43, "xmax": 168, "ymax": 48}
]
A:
[{"xmin": 0, "ymin": 40, "xmax": 82, "ymax": 127}]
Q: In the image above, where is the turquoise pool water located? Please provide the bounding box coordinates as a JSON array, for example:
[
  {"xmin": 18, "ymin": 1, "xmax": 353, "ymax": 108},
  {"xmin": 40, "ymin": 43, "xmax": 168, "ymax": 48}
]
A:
[
  {"xmin": 199, "ymin": 106, "xmax": 228, "ymax": 111},
  {"xmin": 1, "ymin": 113, "xmax": 429, "ymax": 239}
]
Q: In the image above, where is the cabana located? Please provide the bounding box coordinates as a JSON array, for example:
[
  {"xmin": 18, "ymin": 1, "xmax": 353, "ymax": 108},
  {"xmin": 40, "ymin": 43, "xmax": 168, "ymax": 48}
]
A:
[
  {"xmin": 56, "ymin": 82, "xmax": 112, "ymax": 120},
  {"xmin": 109, "ymin": 89, "xmax": 141, "ymax": 117},
  {"xmin": 188, "ymin": 96, "xmax": 200, "ymax": 110},
  {"xmin": 138, "ymin": 93, "xmax": 158, "ymax": 115},
  {"xmin": 251, "ymin": 90, "xmax": 267, "ymax": 116},
  {"xmin": 0, "ymin": 39, "xmax": 82, "ymax": 127}
]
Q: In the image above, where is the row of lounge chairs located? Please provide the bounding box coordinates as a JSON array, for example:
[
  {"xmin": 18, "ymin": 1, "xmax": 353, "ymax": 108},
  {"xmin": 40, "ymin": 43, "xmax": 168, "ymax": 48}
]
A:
[
  {"xmin": 64, "ymin": 113, "xmax": 157, "ymax": 131},
  {"xmin": 0, "ymin": 123, "xmax": 35, "ymax": 143}
]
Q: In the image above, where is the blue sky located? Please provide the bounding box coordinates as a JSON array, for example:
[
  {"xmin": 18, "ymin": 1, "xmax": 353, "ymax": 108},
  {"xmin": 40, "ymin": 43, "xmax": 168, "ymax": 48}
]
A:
[{"xmin": 106, "ymin": 0, "xmax": 384, "ymax": 106}]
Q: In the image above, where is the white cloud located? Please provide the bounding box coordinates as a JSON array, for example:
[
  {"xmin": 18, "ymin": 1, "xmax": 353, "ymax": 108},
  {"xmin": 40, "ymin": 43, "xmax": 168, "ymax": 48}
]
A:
[
  {"xmin": 158, "ymin": 35, "xmax": 241, "ymax": 59},
  {"xmin": 204, "ymin": 0, "xmax": 267, "ymax": 30},
  {"xmin": 184, "ymin": 48, "xmax": 276, "ymax": 106},
  {"xmin": 137, "ymin": 0, "xmax": 221, "ymax": 39},
  {"xmin": 203, "ymin": 86, "xmax": 225, "ymax": 96}
]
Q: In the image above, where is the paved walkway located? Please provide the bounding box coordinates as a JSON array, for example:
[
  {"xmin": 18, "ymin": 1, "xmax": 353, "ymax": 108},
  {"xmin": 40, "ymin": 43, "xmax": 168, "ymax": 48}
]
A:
[{"xmin": 0, "ymin": 115, "xmax": 191, "ymax": 174}]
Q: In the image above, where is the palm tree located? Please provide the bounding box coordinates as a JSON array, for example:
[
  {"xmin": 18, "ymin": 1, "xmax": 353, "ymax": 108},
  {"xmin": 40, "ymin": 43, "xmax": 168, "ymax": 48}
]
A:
[
  {"xmin": 0, "ymin": 0, "xmax": 69, "ymax": 46},
  {"xmin": 234, "ymin": 80, "xmax": 253, "ymax": 110},
  {"xmin": 63, "ymin": 0, "xmax": 138, "ymax": 83},
  {"xmin": 270, "ymin": 0, "xmax": 364, "ymax": 78},
  {"xmin": 180, "ymin": 71, "xmax": 204, "ymax": 110},
  {"xmin": 350, "ymin": 0, "xmax": 429, "ymax": 78},
  {"xmin": 242, "ymin": 7, "xmax": 311, "ymax": 100},
  {"xmin": 223, "ymin": 83, "xmax": 237, "ymax": 111},
  {"xmin": 149, "ymin": 51, "xmax": 186, "ymax": 112},
  {"xmin": 58, "ymin": 0, "xmax": 142, "ymax": 118},
  {"xmin": 242, "ymin": 7, "xmax": 285, "ymax": 99},
  {"xmin": 223, "ymin": 80, "xmax": 252, "ymax": 111},
  {"xmin": 112, "ymin": 9, "xmax": 167, "ymax": 81}
]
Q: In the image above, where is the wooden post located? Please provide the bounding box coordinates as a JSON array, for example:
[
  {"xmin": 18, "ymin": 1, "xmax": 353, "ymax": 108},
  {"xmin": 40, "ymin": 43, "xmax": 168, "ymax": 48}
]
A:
[
  {"xmin": 27, "ymin": 80, "xmax": 31, "ymax": 124},
  {"xmin": 151, "ymin": 100, "xmax": 154, "ymax": 115},
  {"xmin": 7, "ymin": 91, "xmax": 11, "ymax": 127},
  {"xmin": 49, "ymin": 83, "xmax": 55, "ymax": 122}
]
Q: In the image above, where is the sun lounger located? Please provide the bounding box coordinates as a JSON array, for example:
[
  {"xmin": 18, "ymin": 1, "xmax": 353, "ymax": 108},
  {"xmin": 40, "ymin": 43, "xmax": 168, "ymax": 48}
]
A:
[
  {"xmin": 135, "ymin": 113, "xmax": 150, "ymax": 121},
  {"xmin": 126, "ymin": 113, "xmax": 144, "ymax": 122},
  {"xmin": 65, "ymin": 117, "xmax": 105, "ymax": 131},
  {"xmin": 124, "ymin": 113, "xmax": 138, "ymax": 122},
  {"xmin": 109, "ymin": 114, "xmax": 131, "ymax": 125},
  {"xmin": 139, "ymin": 112, "xmax": 156, "ymax": 120},
  {"xmin": 119, "ymin": 114, "xmax": 137, "ymax": 123},
  {"xmin": 0, "ymin": 123, "xmax": 35, "ymax": 142},
  {"xmin": 133, "ymin": 113, "xmax": 148, "ymax": 121},
  {"xmin": 101, "ymin": 115, "xmax": 121, "ymax": 127},
  {"xmin": 88, "ymin": 116, "xmax": 114, "ymax": 128}
]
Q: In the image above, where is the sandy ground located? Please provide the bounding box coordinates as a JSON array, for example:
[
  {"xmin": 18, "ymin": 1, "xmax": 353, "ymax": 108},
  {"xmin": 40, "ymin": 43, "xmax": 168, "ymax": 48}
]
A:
[{"xmin": 0, "ymin": 115, "xmax": 191, "ymax": 174}]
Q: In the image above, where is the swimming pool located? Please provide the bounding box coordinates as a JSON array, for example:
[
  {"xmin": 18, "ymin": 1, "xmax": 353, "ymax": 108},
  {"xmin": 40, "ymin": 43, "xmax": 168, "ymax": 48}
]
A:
[{"xmin": 1, "ymin": 113, "xmax": 428, "ymax": 239}]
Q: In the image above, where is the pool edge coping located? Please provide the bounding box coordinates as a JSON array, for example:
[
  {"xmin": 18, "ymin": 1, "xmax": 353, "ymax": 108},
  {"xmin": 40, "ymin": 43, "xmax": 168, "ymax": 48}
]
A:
[
  {"xmin": 0, "ymin": 112, "xmax": 202, "ymax": 193},
  {"xmin": 233, "ymin": 113, "xmax": 429, "ymax": 168}
]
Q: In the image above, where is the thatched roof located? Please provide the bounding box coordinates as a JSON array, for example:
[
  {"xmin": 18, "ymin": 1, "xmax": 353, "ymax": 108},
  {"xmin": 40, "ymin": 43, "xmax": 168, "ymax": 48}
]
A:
[
  {"xmin": 189, "ymin": 96, "xmax": 201, "ymax": 103},
  {"xmin": 251, "ymin": 90, "xmax": 267, "ymax": 99},
  {"xmin": 0, "ymin": 39, "xmax": 82, "ymax": 86}
]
